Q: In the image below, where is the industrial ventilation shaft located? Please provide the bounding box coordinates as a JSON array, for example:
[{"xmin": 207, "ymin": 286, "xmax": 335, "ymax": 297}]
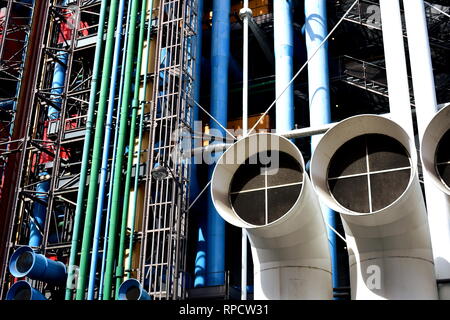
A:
[
  {"xmin": 421, "ymin": 104, "xmax": 450, "ymax": 195},
  {"xmin": 211, "ymin": 133, "xmax": 332, "ymax": 300},
  {"xmin": 311, "ymin": 115, "xmax": 438, "ymax": 300}
]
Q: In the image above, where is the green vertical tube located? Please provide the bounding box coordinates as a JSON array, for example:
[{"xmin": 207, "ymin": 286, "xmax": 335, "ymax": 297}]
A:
[
  {"xmin": 126, "ymin": 0, "xmax": 154, "ymax": 280},
  {"xmin": 74, "ymin": 0, "xmax": 120, "ymax": 300},
  {"xmin": 65, "ymin": 0, "xmax": 109, "ymax": 300},
  {"xmin": 102, "ymin": 0, "xmax": 140, "ymax": 300},
  {"xmin": 114, "ymin": 0, "xmax": 149, "ymax": 297}
]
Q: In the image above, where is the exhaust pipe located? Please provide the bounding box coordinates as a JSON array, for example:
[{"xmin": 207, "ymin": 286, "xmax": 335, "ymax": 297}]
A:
[
  {"xmin": 421, "ymin": 103, "xmax": 450, "ymax": 299},
  {"xmin": 311, "ymin": 115, "xmax": 438, "ymax": 299},
  {"xmin": 118, "ymin": 279, "xmax": 151, "ymax": 300},
  {"xmin": 421, "ymin": 104, "xmax": 450, "ymax": 195},
  {"xmin": 6, "ymin": 281, "xmax": 46, "ymax": 300},
  {"xmin": 9, "ymin": 246, "xmax": 67, "ymax": 284},
  {"xmin": 211, "ymin": 133, "xmax": 332, "ymax": 300}
]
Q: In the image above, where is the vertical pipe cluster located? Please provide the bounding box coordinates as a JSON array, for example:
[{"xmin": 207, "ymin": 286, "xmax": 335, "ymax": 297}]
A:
[
  {"xmin": 87, "ymin": 0, "xmax": 127, "ymax": 300},
  {"xmin": 102, "ymin": 0, "xmax": 140, "ymax": 300},
  {"xmin": 274, "ymin": 0, "xmax": 294, "ymax": 134},
  {"xmin": 115, "ymin": 0, "xmax": 149, "ymax": 297},
  {"xmin": 75, "ymin": 0, "xmax": 120, "ymax": 300},
  {"xmin": 205, "ymin": 0, "xmax": 230, "ymax": 287},
  {"xmin": 65, "ymin": 0, "xmax": 109, "ymax": 300},
  {"xmin": 304, "ymin": 0, "xmax": 338, "ymax": 291}
]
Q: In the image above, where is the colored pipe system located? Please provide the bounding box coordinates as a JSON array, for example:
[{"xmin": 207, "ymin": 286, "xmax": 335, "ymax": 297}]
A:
[
  {"xmin": 99, "ymin": 0, "xmax": 133, "ymax": 299},
  {"xmin": 304, "ymin": 0, "xmax": 339, "ymax": 292},
  {"xmin": 274, "ymin": 0, "xmax": 294, "ymax": 134},
  {"xmin": 102, "ymin": 0, "xmax": 140, "ymax": 300},
  {"xmin": 86, "ymin": 0, "xmax": 127, "ymax": 300},
  {"xmin": 115, "ymin": 0, "xmax": 149, "ymax": 296},
  {"xmin": 65, "ymin": 0, "xmax": 108, "ymax": 300},
  {"xmin": 75, "ymin": 0, "xmax": 120, "ymax": 300},
  {"xmin": 205, "ymin": 0, "xmax": 230, "ymax": 287}
]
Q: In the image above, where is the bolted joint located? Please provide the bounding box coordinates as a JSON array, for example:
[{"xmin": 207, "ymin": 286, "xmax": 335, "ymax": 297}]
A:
[{"xmin": 239, "ymin": 7, "xmax": 253, "ymax": 20}]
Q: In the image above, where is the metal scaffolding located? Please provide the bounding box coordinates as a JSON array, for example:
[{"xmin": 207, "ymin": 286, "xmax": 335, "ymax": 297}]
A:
[
  {"xmin": 0, "ymin": 0, "xmax": 101, "ymax": 298},
  {"xmin": 139, "ymin": 0, "xmax": 197, "ymax": 300}
]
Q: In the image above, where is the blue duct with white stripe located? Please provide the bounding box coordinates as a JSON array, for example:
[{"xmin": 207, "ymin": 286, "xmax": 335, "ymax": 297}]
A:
[
  {"xmin": 274, "ymin": 0, "xmax": 295, "ymax": 133},
  {"xmin": 304, "ymin": 0, "xmax": 338, "ymax": 292},
  {"xmin": 205, "ymin": 0, "xmax": 230, "ymax": 287}
]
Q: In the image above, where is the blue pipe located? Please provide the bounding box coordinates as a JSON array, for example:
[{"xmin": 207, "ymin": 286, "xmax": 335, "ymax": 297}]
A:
[
  {"xmin": 29, "ymin": 172, "xmax": 50, "ymax": 247},
  {"xmin": 205, "ymin": 0, "xmax": 230, "ymax": 287},
  {"xmin": 117, "ymin": 279, "xmax": 151, "ymax": 300},
  {"xmin": 28, "ymin": 19, "xmax": 68, "ymax": 246},
  {"xmin": 6, "ymin": 281, "xmax": 46, "ymax": 300},
  {"xmin": 86, "ymin": 0, "xmax": 126, "ymax": 300},
  {"xmin": 48, "ymin": 51, "xmax": 68, "ymax": 120},
  {"xmin": 304, "ymin": 0, "xmax": 339, "ymax": 293},
  {"xmin": 192, "ymin": 0, "xmax": 206, "ymax": 288},
  {"xmin": 98, "ymin": 0, "xmax": 133, "ymax": 299},
  {"xmin": 9, "ymin": 246, "xmax": 67, "ymax": 284},
  {"xmin": 274, "ymin": 0, "xmax": 294, "ymax": 133}
]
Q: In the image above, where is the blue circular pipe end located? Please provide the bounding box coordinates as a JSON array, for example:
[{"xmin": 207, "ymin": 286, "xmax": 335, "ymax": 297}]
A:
[
  {"xmin": 118, "ymin": 279, "xmax": 151, "ymax": 300},
  {"xmin": 6, "ymin": 281, "xmax": 46, "ymax": 300},
  {"xmin": 9, "ymin": 246, "xmax": 36, "ymax": 278}
]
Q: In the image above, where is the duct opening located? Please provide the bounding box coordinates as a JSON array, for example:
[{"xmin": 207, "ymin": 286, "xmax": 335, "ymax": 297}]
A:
[
  {"xmin": 229, "ymin": 151, "xmax": 303, "ymax": 225},
  {"xmin": 436, "ymin": 129, "xmax": 450, "ymax": 190},
  {"xmin": 16, "ymin": 251, "xmax": 34, "ymax": 274},
  {"xmin": 13, "ymin": 286, "xmax": 31, "ymax": 300},
  {"xmin": 327, "ymin": 134, "xmax": 411, "ymax": 213},
  {"xmin": 125, "ymin": 286, "xmax": 141, "ymax": 300}
]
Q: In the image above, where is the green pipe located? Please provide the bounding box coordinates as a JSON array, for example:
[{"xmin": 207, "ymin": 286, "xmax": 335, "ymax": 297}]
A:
[
  {"xmin": 75, "ymin": 0, "xmax": 120, "ymax": 300},
  {"xmin": 65, "ymin": 0, "xmax": 109, "ymax": 300},
  {"xmin": 115, "ymin": 0, "xmax": 149, "ymax": 297},
  {"xmin": 102, "ymin": 0, "xmax": 141, "ymax": 300},
  {"xmin": 126, "ymin": 0, "xmax": 154, "ymax": 279}
]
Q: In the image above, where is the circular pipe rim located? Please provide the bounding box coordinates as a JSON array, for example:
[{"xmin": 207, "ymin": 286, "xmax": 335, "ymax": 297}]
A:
[
  {"xmin": 9, "ymin": 246, "xmax": 36, "ymax": 278},
  {"xmin": 211, "ymin": 133, "xmax": 307, "ymax": 230},
  {"xmin": 310, "ymin": 114, "xmax": 417, "ymax": 216}
]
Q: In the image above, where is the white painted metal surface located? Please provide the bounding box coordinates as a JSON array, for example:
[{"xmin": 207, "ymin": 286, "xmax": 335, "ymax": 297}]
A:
[
  {"xmin": 379, "ymin": 0, "xmax": 414, "ymax": 137},
  {"xmin": 211, "ymin": 133, "xmax": 332, "ymax": 300},
  {"xmin": 311, "ymin": 115, "xmax": 438, "ymax": 300},
  {"xmin": 403, "ymin": 0, "xmax": 450, "ymax": 300},
  {"xmin": 421, "ymin": 104, "xmax": 450, "ymax": 300}
]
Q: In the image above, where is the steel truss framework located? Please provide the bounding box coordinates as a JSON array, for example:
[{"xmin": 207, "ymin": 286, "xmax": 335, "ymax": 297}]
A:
[
  {"xmin": 139, "ymin": 0, "xmax": 197, "ymax": 300},
  {"xmin": 0, "ymin": 0, "xmax": 34, "ymax": 198},
  {"xmin": 0, "ymin": 0, "xmax": 101, "ymax": 298}
]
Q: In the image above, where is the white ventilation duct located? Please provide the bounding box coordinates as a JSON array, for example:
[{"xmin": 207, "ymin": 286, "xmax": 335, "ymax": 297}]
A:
[
  {"xmin": 211, "ymin": 133, "xmax": 332, "ymax": 300},
  {"xmin": 421, "ymin": 103, "xmax": 450, "ymax": 300},
  {"xmin": 421, "ymin": 104, "xmax": 450, "ymax": 195},
  {"xmin": 310, "ymin": 115, "xmax": 438, "ymax": 300}
]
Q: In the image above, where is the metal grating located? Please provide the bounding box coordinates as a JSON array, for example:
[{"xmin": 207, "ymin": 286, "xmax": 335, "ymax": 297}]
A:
[
  {"xmin": 436, "ymin": 129, "xmax": 450, "ymax": 190},
  {"xmin": 139, "ymin": 0, "xmax": 197, "ymax": 300},
  {"xmin": 229, "ymin": 151, "xmax": 303, "ymax": 226},
  {"xmin": 327, "ymin": 134, "xmax": 412, "ymax": 213}
]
